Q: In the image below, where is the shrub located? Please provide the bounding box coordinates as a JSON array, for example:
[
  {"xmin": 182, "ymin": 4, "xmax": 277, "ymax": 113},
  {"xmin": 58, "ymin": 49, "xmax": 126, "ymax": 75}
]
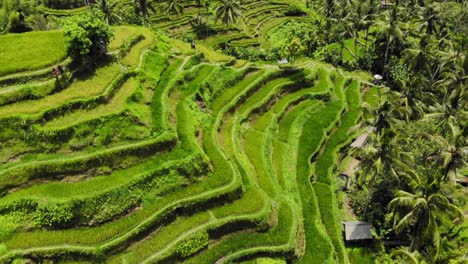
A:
[
  {"xmin": 176, "ymin": 231, "xmax": 209, "ymax": 258},
  {"xmin": 33, "ymin": 204, "xmax": 74, "ymax": 228}
]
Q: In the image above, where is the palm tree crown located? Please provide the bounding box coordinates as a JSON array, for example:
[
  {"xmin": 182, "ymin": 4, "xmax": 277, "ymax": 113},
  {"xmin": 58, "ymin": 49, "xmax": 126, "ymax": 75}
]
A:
[{"xmin": 214, "ymin": 0, "xmax": 244, "ymax": 27}]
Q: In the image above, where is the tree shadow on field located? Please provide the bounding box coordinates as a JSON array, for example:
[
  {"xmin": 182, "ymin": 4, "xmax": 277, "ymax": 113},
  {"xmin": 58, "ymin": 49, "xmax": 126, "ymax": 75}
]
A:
[{"xmin": 73, "ymin": 54, "xmax": 115, "ymax": 81}]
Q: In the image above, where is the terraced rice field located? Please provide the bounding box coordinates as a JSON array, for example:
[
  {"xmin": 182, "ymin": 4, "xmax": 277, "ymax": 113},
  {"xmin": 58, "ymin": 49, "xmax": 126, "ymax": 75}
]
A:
[
  {"xmin": 0, "ymin": 26, "xmax": 364, "ymax": 263},
  {"xmin": 149, "ymin": 0, "xmax": 311, "ymax": 51}
]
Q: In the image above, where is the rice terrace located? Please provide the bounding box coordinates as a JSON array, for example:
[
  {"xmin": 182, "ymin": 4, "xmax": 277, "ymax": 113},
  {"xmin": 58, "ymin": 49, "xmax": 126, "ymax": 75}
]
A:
[{"xmin": 0, "ymin": 0, "xmax": 466, "ymax": 263}]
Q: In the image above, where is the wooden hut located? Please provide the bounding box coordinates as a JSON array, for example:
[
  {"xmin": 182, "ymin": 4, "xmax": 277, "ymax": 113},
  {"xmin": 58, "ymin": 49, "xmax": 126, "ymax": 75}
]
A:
[{"xmin": 342, "ymin": 221, "xmax": 373, "ymax": 243}]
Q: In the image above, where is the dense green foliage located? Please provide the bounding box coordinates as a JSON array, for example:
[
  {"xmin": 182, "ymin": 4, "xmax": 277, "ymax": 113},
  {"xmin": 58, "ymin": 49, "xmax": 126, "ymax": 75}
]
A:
[
  {"xmin": 62, "ymin": 9, "xmax": 113, "ymax": 61},
  {"xmin": 0, "ymin": 0, "xmax": 466, "ymax": 263}
]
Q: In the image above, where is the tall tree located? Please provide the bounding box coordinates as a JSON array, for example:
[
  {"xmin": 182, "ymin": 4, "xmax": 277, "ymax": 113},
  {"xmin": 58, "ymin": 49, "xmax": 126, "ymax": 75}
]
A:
[
  {"xmin": 429, "ymin": 126, "xmax": 467, "ymax": 183},
  {"xmin": 389, "ymin": 169, "xmax": 463, "ymax": 255},
  {"xmin": 214, "ymin": 0, "xmax": 244, "ymax": 27},
  {"xmin": 133, "ymin": 0, "xmax": 156, "ymax": 23},
  {"xmin": 374, "ymin": 6, "xmax": 405, "ymax": 78},
  {"xmin": 95, "ymin": 0, "xmax": 122, "ymax": 24}
]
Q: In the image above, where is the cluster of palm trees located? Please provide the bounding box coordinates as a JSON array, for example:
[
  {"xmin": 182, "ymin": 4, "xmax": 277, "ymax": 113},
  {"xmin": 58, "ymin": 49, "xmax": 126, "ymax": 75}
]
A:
[
  {"xmin": 350, "ymin": 84, "xmax": 466, "ymax": 262},
  {"xmin": 337, "ymin": 2, "xmax": 466, "ymax": 260},
  {"xmin": 88, "ymin": 0, "xmax": 245, "ymax": 28}
]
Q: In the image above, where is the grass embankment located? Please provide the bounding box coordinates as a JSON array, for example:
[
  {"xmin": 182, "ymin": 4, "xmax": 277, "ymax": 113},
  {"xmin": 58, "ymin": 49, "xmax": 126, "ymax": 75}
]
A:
[{"xmin": 0, "ymin": 31, "xmax": 67, "ymax": 76}]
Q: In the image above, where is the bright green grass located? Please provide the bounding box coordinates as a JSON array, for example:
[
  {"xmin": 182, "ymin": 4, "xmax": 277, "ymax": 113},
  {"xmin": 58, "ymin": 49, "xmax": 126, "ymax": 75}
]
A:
[
  {"xmin": 296, "ymin": 101, "xmax": 343, "ymax": 264},
  {"xmin": 0, "ymin": 148, "xmax": 188, "ymax": 204},
  {"xmin": 0, "ymin": 31, "xmax": 67, "ymax": 76},
  {"xmin": 313, "ymin": 182, "xmax": 346, "ymax": 263},
  {"xmin": 315, "ymin": 80, "xmax": 361, "ymax": 184},
  {"xmin": 121, "ymin": 27, "xmax": 155, "ymax": 67},
  {"xmin": 112, "ymin": 212, "xmax": 211, "ymax": 263},
  {"xmin": 42, "ymin": 77, "xmax": 137, "ymax": 129},
  {"xmin": 364, "ymin": 86, "xmax": 379, "ymax": 108},
  {"xmin": 182, "ymin": 201, "xmax": 295, "ymax": 264},
  {"xmin": 0, "ymin": 62, "xmax": 121, "ymax": 117},
  {"xmin": 39, "ymin": 6, "xmax": 87, "ymax": 16},
  {"xmin": 108, "ymin": 26, "xmax": 142, "ymax": 51},
  {"xmin": 2, "ymin": 180, "xmax": 208, "ymax": 249}
]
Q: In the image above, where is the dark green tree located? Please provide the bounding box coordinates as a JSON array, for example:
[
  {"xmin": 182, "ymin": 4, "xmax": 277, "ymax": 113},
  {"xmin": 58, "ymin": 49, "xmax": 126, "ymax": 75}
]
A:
[
  {"xmin": 389, "ymin": 169, "xmax": 463, "ymax": 255},
  {"xmin": 62, "ymin": 9, "xmax": 113, "ymax": 62}
]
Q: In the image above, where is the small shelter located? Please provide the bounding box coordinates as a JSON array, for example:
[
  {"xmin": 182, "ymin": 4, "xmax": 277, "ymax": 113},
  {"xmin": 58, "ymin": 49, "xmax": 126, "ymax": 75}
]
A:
[
  {"xmin": 350, "ymin": 127, "xmax": 376, "ymax": 149},
  {"xmin": 350, "ymin": 133, "xmax": 370, "ymax": 149},
  {"xmin": 342, "ymin": 221, "xmax": 373, "ymax": 243}
]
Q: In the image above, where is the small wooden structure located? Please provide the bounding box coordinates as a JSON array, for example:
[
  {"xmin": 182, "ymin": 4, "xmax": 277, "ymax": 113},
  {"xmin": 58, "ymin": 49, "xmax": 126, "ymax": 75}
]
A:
[
  {"xmin": 350, "ymin": 133, "xmax": 370, "ymax": 149},
  {"xmin": 350, "ymin": 127, "xmax": 375, "ymax": 149},
  {"xmin": 342, "ymin": 221, "xmax": 373, "ymax": 243}
]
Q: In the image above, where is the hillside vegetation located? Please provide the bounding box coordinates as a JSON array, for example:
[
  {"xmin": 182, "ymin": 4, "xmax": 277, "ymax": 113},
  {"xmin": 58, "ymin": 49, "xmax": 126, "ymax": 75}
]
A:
[
  {"xmin": 0, "ymin": 22, "xmax": 369, "ymax": 263},
  {"xmin": 0, "ymin": 0, "xmax": 466, "ymax": 263}
]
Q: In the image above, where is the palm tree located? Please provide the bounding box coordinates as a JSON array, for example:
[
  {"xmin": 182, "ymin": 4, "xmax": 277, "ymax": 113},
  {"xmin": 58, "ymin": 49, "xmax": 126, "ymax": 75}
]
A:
[
  {"xmin": 214, "ymin": 0, "xmax": 244, "ymax": 27},
  {"xmin": 429, "ymin": 126, "xmax": 467, "ymax": 183},
  {"xmin": 96, "ymin": 0, "xmax": 122, "ymax": 24},
  {"xmin": 389, "ymin": 169, "xmax": 463, "ymax": 254},
  {"xmin": 133, "ymin": 0, "xmax": 156, "ymax": 23},
  {"xmin": 435, "ymin": 46, "xmax": 467, "ymax": 93},
  {"xmin": 362, "ymin": 93, "xmax": 402, "ymax": 135},
  {"xmin": 424, "ymin": 85, "xmax": 466, "ymax": 137},
  {"xmin": 374, "ymin": 6, "xmax": 405, "ymax": 78},
  {"xmin": 418, "ymin": 2, "xmax": 442, "ymax": 35},
  {"xmin": 166, "ymin": 0, "xmax": 184, "ymax": 20}
]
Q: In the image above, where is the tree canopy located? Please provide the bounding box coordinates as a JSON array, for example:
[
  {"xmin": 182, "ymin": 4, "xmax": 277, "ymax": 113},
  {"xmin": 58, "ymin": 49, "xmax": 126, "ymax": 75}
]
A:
[{"xmin": 62, "ymin": 9, "xmax": 113, "ymax": 62}]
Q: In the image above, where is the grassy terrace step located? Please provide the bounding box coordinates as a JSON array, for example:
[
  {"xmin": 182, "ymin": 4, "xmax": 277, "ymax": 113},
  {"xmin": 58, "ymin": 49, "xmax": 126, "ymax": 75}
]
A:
[
  {"xmin": 183, "ymin": 199, "xmax": 296, "ymax": 263},
  {"xmin": 0, "ymin": 132, "xmax": 177, "ymax": 193},
  {"xmin": 0, "ymin": 152, "xmax": 207, "ymax": 232},
  {"xmin": 111, "ymin": 190, "xmax": 271, "ymax": 263},
  {"xmin": 0, "ymin": 147, "xmax": 190, "ymax": 205},
  {"xmin": 159, "ymin": 66, "xmax": 303, "ymax": 263},
  {"xmin": 108, "ymin": 26, "xmax": 147, "ymax": 52},
  {"xmin": 0, "ymin": 57, "xmax": 72, "ymax": 87},
  {"xmin": 244, "ymin": 5, "xmax": 286, "ymax": 21},
  {"xmin": 0, "ymin": 31, "xmax": 67, "ymax": 77},
  {"xmin": 0, "ymin": 27, "xmax": 154, "ymax": 126},
  {"xmin": 240, "ymin": 72, "xmax": 306, "ymax": 196},
  {"xmin": 0, "ymin": 61, "xmax": 246, "ymax": 261},
  {"xmin": 0, "ymin": 61, "xmax": 122, "ymax": 120},
  {"xmin": 296, "ymin": 101, "xmax": 344, "ymax": 264},
  {"xmin": 40, "ymin": 77, "xmax": 139, "ymax": 130},
  {"xmin": 276, "ymin": 99, "xmax": 322, "ymax": 192},
  {"xmin": 310, "ymin": 80, "xmax": 361, "ymax": 264},
  {"xmin": 0, "ymin": 79, "xmax": 57, "ymax": 107},
  {"xmin": 315, "ymin": 80, "xmax": 361, "ymax": 185},
  {"xmin": 176, "ymin": 64, "xmax": 215, "ymax": 152},
  {"xmin": 38, "ymin": 6, "xmax": 87, "ymax": 16},
  {"xmin": 211, "ymin": 70, "xmax": 318, "ymax": 262},
  {"xmin": 120, "ymin": 27, "xmax": 156, "ymax": 68},
  {"xmin": 151, "ymin": 57, "xmax": 184, "ymax": 133}
]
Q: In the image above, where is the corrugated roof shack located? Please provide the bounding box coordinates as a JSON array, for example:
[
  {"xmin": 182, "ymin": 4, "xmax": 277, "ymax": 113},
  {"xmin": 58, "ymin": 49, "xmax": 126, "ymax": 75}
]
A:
[{"xmin": 343, "ymin": 221, "xmax": 373, "ymax": 245}]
